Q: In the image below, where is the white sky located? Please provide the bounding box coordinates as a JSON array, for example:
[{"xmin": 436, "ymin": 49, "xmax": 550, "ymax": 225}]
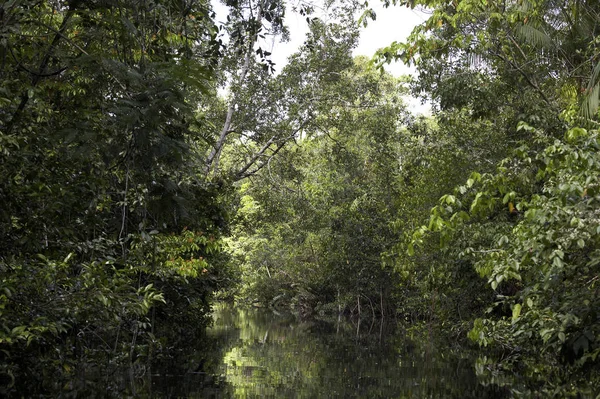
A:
[{"xmin": 211, "ymin": 1, "xmax": 430, "ymax": 113}]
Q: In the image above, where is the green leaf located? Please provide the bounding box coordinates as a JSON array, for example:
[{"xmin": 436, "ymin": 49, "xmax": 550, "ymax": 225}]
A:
[
  {"xmin": 512, "ymin": 303, "xmax": 522, "ymax": 321},
  {"xmin": 516, "ymin": 24, "xmax": 554, "ymax": 49}
]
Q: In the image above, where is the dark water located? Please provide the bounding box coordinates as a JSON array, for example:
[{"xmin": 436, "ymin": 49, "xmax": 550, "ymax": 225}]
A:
[
  {"xmin": 8, "ymin": 305, "xmax": 510, "ymax": 398},
  {"xmin": 150, "ymin": 304, "xmax": 505, "ymax": 398}
]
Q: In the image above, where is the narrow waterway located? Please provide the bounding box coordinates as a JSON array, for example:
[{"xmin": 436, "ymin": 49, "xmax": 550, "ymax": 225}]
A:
[{"xmin": 150, "ymin": 304, "xmax": 507, "ymax": 398}]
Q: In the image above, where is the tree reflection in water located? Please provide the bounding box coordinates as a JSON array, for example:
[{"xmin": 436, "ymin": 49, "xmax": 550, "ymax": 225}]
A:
[{"xmin": 203, "ymin": 304, "xmax": 508, "ymax": 398}]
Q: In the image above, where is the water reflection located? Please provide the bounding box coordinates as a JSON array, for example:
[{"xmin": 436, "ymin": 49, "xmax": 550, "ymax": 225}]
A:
[{"xmin": 206, "ymin": 304, "xmax": 506, "ymax": 398}]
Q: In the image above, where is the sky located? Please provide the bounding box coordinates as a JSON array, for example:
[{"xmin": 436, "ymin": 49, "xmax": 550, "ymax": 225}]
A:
[{"xmin": 211, "ymin": 1, "xmax": 430, "ymax": 113}]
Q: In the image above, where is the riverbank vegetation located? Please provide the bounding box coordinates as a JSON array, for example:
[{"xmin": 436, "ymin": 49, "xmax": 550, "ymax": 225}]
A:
[{"xmin": 1, "ymin": 0, "xmax": 599, "ymax": 396}]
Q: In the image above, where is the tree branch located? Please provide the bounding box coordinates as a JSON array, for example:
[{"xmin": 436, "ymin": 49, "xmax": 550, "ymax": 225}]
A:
[
  {"xmin": 235, "ymin": 138, "xmax": 288, "ymax": 180},
  {"xmin": 28, "ymin": 19, "xmax": 90, "ymax": 56},
  {"xmin": 205, "ymin": 4, "xmax": 263, "ymax": 176},
  {"xmin": 234, "ymin": 119, "xmax": 310, "ymax": 180},
  {"xmin": 491, "ymin": 49, "xmax": 555, "ymax": 110},
  {"xmin": 5, "ymin": 0, "xmax": 81, "ymax": 134}
]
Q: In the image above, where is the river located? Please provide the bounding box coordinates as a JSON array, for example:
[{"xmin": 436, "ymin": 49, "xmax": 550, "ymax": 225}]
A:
[{"xmin": 148, "ymin": 304, "xmax": 508, "ymax": 398}]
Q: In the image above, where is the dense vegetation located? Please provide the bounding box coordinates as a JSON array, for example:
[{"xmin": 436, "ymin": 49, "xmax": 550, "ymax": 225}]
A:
[{"xmin": 1, "ymin": 0, "xmax": 599, "ymax": 396}]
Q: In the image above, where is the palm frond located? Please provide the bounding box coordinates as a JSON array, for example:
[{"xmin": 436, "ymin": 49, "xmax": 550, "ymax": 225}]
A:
[
  {"xmin": 516, "ymin": 24, "xmax": 555, "ymax": 50},
  {"xmin": 587, "ymin": 59, "xmax": 600, "ymax": 92},
  {"xmin": 581, "ymin": 81, "xmax": 600, "ymax": 119}
]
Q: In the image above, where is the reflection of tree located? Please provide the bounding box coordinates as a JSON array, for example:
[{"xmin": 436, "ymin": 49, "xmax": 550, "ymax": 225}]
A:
[
  {"xmin": 135, "ymin": 321, "xmax": 236, "ymax": 398},
  {"xmin": 208, "ymin": 305, "xmax": 508, "ymax": 398}
]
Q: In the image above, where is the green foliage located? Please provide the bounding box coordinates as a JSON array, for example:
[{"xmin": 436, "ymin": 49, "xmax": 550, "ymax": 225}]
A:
[
  {"xmin": 0, "ymin": 0, "xmax": 233, "ymax": 395},
  {"xmin": 226, "ymin": 55, "xmax": 407, "ymax": 316},
  {"xmin": 207, "ymin": 2, "xmax": 363, "ymax": 181},
  {"xmin": 3, "ymin": 0, "xmax": 600, "ymax": 396},
  {"xmin": 376, "ymin": 0, "xmax": 600, "ymax": 128},
  {"xmin": 413, "ymin": 127, "xmax": 600, "ymax": 395},
  {"xmin": 371, "ymin": 3, "xmax": 600, "ymax": 394}
]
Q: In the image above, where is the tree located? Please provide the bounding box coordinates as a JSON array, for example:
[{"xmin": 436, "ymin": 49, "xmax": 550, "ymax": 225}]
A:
[
  {"xmin": 203, "ymin": 0, "xmax": 364, "ymax": 181},
  {"xmin": 227, "ymin": 52, "xmax": 409, "ymax": 316},
  {"xmin": 376, "ymin": 0, "xmax": 600, "ymax": 122},
  {"xmin": 411, "ymin": 126, "xmax": 600, "ymax": 395},
  {"xmin": 373, "ymin": 0, "xmax": 600, "ymax": 393},
  {"xmin": 0, "ymin": 1, "xmax": 231, "ymax": 394}
]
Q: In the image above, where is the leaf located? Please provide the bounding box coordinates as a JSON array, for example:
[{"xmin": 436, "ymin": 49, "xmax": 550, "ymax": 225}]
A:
[
  {"xmin": 581, "ymin": 60, "xmax": 600, "ymax": 119},
  {"xmin": 540, "ymin": 328, "xmax": 554, "ymax": 341},
  {"xmin": 516, "ymin": 24, "xmax": 554, "ymax": 49},
  {"xmin": 457, "ymin": 211, "xmax": 470, "ymax": 221},
  {"xmin": 552, "ymin": 256, "xmax": 564, "ymax": 268},
  {"xmin": 407, "ymin": 243, "xmax": 415, "ymax": 256},
  {"xmin": 11, "ymin": 326, "xmax": 26, "ymax": 336},
  {"xmin": 581, "ymin": 83, "xmax": 600, "ymax": 119},
  {"xmin": 565, "ymin": 127, "xmax": 588, "ymax": 142},
  {"xmin": 512, "ymin": 303, "xmax": 522, "ymax": 321}
]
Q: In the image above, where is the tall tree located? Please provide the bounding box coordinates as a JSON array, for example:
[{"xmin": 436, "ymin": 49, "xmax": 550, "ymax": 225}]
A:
[
  {"xmin": 0, "ymin": 1, "xmax": 231, "ymax": 394},
  {"xmin": 376, "ymin": 0, "xmax": 600, "ymax": 126},
  {"xmin": 371, "ymin": 0, "xmax": 600, "ymax": 394},
  {"xmin": 227, "ymin": 52, "xmax": 409, "ymax": 315},
  {"xmin": 203, "ymin": 0, "xmax": 363, "ymax": 181}
]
